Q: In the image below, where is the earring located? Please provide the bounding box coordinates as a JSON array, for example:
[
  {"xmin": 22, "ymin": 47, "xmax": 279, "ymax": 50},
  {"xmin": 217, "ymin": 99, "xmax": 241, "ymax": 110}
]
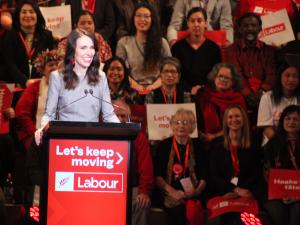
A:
[{"xmin": 71, "ymin": 56, "xmax": 75, "ymax": 65}]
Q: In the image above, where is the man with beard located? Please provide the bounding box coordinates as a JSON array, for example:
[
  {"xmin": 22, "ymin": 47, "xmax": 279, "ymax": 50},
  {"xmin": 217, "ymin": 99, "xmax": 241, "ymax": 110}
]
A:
[{"xmin": 223, "ymin": 12, "xmax": 276, "ymax": 124}]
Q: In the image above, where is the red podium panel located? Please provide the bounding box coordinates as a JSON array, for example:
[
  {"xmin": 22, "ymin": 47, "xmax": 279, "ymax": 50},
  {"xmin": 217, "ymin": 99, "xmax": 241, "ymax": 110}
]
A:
[{"xmin": 40, "ymin": 121, "xmax": 140, "ymax": 225}]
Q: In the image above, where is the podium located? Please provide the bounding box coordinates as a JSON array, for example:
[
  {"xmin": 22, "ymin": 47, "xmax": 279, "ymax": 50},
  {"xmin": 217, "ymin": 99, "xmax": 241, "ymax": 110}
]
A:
[{"xmin": 40, "ymin": 121, "xmax": 141, "ymax": 225}]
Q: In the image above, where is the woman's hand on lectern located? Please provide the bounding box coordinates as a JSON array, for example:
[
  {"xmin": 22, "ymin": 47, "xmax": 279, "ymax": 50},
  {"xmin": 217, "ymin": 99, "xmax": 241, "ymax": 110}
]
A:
[{"xmin": 35, "ymin": 128, "xmax": 44, "ymax": 146}]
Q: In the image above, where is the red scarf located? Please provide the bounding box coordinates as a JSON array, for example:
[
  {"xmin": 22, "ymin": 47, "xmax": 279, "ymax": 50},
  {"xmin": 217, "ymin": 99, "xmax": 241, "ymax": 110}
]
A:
[{"xmin": 199, "ymin": 88, "xmax": 247, "ymax": 133}]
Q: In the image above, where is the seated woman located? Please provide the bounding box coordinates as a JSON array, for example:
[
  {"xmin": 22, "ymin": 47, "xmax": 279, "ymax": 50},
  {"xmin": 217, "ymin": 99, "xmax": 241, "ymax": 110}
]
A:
[
  {"xmin": 171, "ymin": 7, "xmax": 221, "ymax": 94},
  {"xmin": 103, "ymin": 56, "xmax": 143, "ymax": 104},
  {"xmin": 3, "ymin": 0, "xmax": 56, "ymax": 87},
  {"xmin": 263, "ymin": 105, "xmax": 300, "ymax": 225},
  {"xmin": 209, "ymin": 105, "xmax": 260, "ymax": 224},
  {"xmin": 15, "ymin": 49, "xmax": 62, "ymax": 151},
  {"xmin": 257, "ymin": 63, "xmax": 300, "ymax": 145},
  {"xmin": 116, "ymin": 2, "xmax": 171, "ymax": 92},
  {"xmin": 196, "ymin": 63, "xmax": 247, "ymax": 142},
  {"xmin": 145, "ymin": 56, "xmax": 191, "ymax": 104},
  {"xmin": 58, "ymin": 10, "xmax": 112, "ymax": 64},
  {"xmin": 155, "ymin": 108, "xmax": 207, "ymax": 225}
]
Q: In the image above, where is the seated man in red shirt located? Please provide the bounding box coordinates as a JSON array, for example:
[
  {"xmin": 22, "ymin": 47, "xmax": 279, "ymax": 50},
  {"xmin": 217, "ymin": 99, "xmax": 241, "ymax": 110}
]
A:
[
  {"xmin": 223, "ymin": 12, "xmax": 276, "ymax": 123},
  {"xmin": 112, "ymin": 99, "xmax": 154, "ymax": 225}
]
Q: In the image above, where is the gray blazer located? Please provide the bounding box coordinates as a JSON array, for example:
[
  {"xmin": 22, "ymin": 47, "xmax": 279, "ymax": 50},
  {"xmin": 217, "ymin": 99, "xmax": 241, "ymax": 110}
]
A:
[
  {"xmin": 167, "ymin": 0, "xmax": 233, "ymax": 43},
  {"xmin": 41, "ymin": 70, "xmax": 119, "ymax": 127}
]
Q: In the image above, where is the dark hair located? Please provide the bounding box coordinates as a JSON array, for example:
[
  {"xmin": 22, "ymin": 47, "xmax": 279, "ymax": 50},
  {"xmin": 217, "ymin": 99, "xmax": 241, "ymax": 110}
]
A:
[
  {"xmin": 277, "ymin": 105, "xmax": 300, "ymax": 138},
  {"xmin": 129, "ymin": 2, "xmax": 162, "ymax": 70},
  {"xmin": 187, "ymin": 7, "xmax": 207, "ymax": 21},
  {"xmin": 272, "ymin": 62, "xmax": 300, "ymax": 105},
  {"xmin": 63, "ymin": 29, "xmax": 100, "ymax": 89},
  {"xmin": 13, "ymin": 0, "xmax": 46, "ymax": 33},
  {"xmin": 75, "ymin": 10, "xmax": 95, "ymax": 27},
  {"xmin": 103, "ymin": 56, "xmax": 131, "ymax": 92},
  {"xmin": 237, "ymin": 12, "xmax": 262, "ymax": 28},
  {"xmin": 207, "ymin": 63, "xmax": 242, "ymax": 91}
]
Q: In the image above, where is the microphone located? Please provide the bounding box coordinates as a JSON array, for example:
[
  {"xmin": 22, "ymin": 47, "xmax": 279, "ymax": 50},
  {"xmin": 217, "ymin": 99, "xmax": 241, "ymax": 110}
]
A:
[
  {"xmin": 47, "ymin": 90, "xmax": 88, "ymax": 120},
  {"xmin": 87, "ymin": 89, "xmax": 131, "ymax": 123}
]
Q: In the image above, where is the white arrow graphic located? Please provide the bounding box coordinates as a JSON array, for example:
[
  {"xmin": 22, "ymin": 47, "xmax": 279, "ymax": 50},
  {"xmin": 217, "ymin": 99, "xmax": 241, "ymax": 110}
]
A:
[{"xmin": 116, "ymin": 152, "xmax": 123, "ymax": 164}]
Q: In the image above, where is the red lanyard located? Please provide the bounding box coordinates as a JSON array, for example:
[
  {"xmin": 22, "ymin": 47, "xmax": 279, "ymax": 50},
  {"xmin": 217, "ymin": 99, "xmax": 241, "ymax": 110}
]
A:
[
  {"xmin": 229, "ymin": 144, "xmax": 240, "ymax": 176},
  {"xmin": 82, "ymin": 0, "xmax": 96, "ymax": 13},
  {"xmin": 288, "ymin": 139, "xmax": 298, "ymax": 170},
  {"xmin": 161, "ymin": 87, "xmax": 176, "ymax": 104},
  {"xmin": 18, "ymin": 32, "xmax": 35, "ymax": 63},
  {"xmin": 173, "ymin": 136, "xmax": 190, "ymax": 176}
]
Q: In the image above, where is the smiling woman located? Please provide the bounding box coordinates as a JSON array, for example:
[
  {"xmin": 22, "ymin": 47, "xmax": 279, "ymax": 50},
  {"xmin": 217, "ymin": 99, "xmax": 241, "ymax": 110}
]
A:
[
  {"xmin": 195, "ymin": 63, "xmax": 247, "ymax": 142},
  {"xmin": 35, "ymin": 29, "xmax": 119, "ymax": 146},
  {"xmin": 116, "ymin": 2, "xmax": 171, "ymax": 92},
  {"xmin": 3, "ymin": 0, "xmax": 56, "ymax": 87}
]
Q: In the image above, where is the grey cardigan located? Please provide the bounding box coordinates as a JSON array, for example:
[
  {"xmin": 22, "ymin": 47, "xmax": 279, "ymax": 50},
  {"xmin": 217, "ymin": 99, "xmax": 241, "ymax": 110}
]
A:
[{"xmin": 41, "ymin": 70, "xmax": 119, "ymax": 127}]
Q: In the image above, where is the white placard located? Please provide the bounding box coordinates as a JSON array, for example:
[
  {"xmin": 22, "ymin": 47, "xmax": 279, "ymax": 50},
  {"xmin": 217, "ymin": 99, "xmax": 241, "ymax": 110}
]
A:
[
  {"xmin": 146, "ymin": 103, "xmax": 198, "ymax": 140},
  {"xmin": 40, "ymin": 5, "xmax": 72, "ymax": 39},
  {"xmin": 259, "ymin": 9, "xmax": 295, "ymax": 46}
]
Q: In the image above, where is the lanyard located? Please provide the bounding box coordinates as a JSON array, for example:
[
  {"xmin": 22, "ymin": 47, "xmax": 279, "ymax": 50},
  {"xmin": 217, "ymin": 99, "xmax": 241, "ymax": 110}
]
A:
[
  {"xmin": 288, "ymin": 139, "xmax": 298, "ymax": 170},
  {"xmin": 173, "ymin": 136, "xmax": 190, "ymax": 176},
  {"xmin": 82, "ymin": 0, "xmax": 96, "ymax": 13},
  {"xmin": 18, "ymin": 32, "xmax": 35, "ymax": 62},
  {"xmin": 229, "ymin": 144, "xmax": 240, "ymax": 176},
  {"xmin": 161, "ymin": 87, "xmax": 176, "ymax": 104}
]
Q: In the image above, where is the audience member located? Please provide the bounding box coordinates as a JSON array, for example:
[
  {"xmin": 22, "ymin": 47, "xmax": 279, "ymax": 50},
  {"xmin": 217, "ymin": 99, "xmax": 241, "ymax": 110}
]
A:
[
  {"xmin": 257, "ymin": 62, "xmax": 300, "ymax": 145},
  {"xmin": 155, "ymin": 108, "xmax": 207, "ymax": 225},
  {"xmin": 112, "ymin": 0, "xmax": 135, "ymax": 41},
  {"xmin": 171, "ymin": 7, "xmax": 221, "ymax": 94},
  {"xmin": 103, "ymin": 56, "xmax": 143, "ymax": 104},
  {"xmin": 58, "ymin": 10, "xmax": 112, "ymax": 63},
  {"xmin": 15, "ymin": 49, "xmax": 61, "ymax": 151},
  {"xmin": 116, "ymin": 2, "xmax": 171, "ymax": 92},
  {"xmin": 65, "ymin": 0, "xmax": 115, "ymax": 40},
  {"xmin": 145, "ymin": 57, "xmax": 191, "ymax": 104},
  {"xmin": 264, "ymin": 105, "xmax": 300, "ymax": 225},
  {"xmin": 209, "ymin": 105, "xmax": 260, "ymax": 224},
  {"xmin": 195, "ymin": 63, "xmax": 247, "ymax": 142},
  {"xmin": 112, "ymin": 99, "xmax": 154, "ymax": 225},
  {"xmin": 3, "ymin": 0, "xmax": 56, "ymax": 87},
  {"xmin": 223, "ymin": 12, "xmax": 275, "ymax": 123},
  {"xmin": 167, "ymin": 0, "xmax": 233, "ymax": 46},
  {"xmin": 35, "ymin": 29, "xmax": 119, "ymax": 146}
]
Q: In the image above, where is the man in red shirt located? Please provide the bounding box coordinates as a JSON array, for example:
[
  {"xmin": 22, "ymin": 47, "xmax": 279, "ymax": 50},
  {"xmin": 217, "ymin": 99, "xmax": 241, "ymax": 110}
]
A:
[{"xmin": 224, "ymin": 12, "xmax": 276, "ymax": 112}]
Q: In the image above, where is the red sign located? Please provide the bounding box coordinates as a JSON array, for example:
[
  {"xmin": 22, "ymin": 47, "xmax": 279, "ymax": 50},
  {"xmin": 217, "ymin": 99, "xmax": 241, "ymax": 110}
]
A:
[
  {"xmin": 47, "ymin": 139, "xmax": 129, "ymax": 225},
  {"xmin": 0, "ymin": 84, "xmax": 14, "ymax": 134},
  {"xmin": 261, "ymin": 23, "xmax": 286, "ymax": 36},
  {"xmin": 268, "ymin": 169, "xmax": 300, "ymax": 200},
  {"xmin": 250, "ymin": 0, "xmax": 292, "ymax": 15},
  {"xmin": 207, "ymin": 196, "xmax": 259, "ymax": 219}
]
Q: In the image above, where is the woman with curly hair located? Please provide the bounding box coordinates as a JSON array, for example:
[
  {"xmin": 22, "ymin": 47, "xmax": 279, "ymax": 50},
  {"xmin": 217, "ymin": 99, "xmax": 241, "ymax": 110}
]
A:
[
  {"xmin": 34, "ymin": 29, "xmax": 119, "ymax": 145},
  {"xmin": 195, "ymin": 63, "xmax": 247, "ymax": 142},
  {"xmin": 116, "ymin": 2, "xmax": 171, "ymax": 92}
]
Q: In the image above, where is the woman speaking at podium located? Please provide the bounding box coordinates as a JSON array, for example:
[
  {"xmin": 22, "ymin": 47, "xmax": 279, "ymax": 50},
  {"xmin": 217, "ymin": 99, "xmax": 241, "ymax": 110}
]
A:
[{"xmin": 35, "ymin": 28, "xmax": 119, "ymax": 145}]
